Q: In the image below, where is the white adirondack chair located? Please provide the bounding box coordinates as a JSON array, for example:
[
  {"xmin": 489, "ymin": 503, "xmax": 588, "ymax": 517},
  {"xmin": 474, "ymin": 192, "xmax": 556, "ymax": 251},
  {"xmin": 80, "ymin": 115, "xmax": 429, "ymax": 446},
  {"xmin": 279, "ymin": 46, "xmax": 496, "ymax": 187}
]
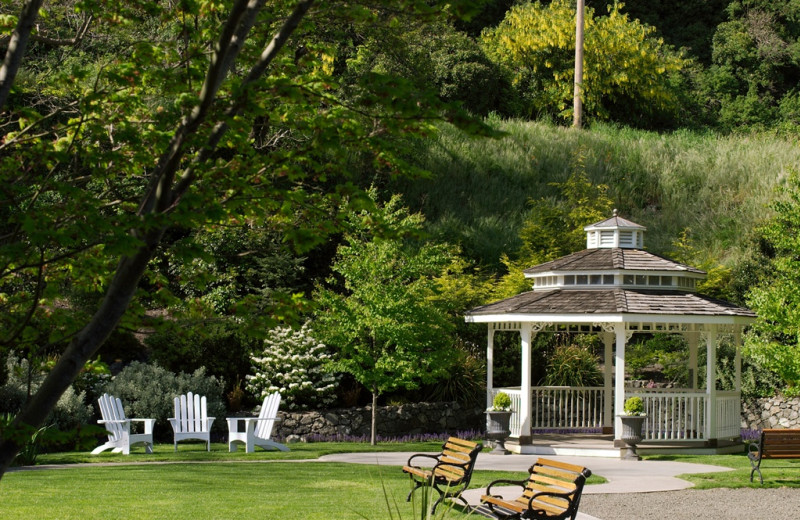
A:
[
  {"xmin": 226, "ymin": 391, "xmax": 289, "ymax": 453},
  {"xmin": 91, "ymin": 393, "xmax": 155, "ymax": 455},
  {"xmin": 168, "ymin": 392, "xmax": 215, "ymax": 451}
]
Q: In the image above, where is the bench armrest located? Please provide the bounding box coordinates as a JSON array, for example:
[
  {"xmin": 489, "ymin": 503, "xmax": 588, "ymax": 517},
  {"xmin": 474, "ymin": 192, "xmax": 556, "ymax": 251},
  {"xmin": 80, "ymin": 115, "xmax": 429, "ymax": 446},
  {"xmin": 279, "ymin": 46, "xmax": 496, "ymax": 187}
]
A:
[
  {"xmin": 406, "ymin": 453, "xmax": 439, "ymax": 467},
  {"xmin": 747, "ymin": 440, "xmax": 762, "ymax": 461},
  {"xmin": 485, "ymin": 478, "xmax": 527, "ymax": 496}
]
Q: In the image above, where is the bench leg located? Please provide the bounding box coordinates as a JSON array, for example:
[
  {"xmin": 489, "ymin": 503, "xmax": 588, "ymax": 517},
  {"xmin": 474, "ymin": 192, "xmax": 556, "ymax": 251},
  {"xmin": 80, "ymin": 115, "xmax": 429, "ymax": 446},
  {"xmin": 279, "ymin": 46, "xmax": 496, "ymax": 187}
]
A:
[{"xmin": 748, "ymin": 456, "xmax": 763, "ymax": 485}]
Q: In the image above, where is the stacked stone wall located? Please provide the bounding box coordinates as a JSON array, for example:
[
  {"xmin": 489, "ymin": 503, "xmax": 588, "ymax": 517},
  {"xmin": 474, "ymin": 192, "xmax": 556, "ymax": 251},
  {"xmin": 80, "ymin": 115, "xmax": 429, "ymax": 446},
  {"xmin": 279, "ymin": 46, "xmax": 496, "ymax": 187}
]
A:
[
  {"xmin": 274, "ymin": 401, "xmax": 484, "ymax": 440},
  {"xmin": 741, "ymin": 396, "xmax": 800, "ymax": 430}
]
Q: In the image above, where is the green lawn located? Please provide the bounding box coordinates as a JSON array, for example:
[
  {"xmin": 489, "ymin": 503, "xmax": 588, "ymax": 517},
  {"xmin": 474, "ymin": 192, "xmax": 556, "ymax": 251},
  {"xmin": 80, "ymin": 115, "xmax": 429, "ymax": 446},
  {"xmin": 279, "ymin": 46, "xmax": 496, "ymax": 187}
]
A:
[
  {"xmin": 0, "ymin": 441, "xmax": 536, "ymax": 519},
  {"xmin": 648, "ymin": 452, "xmax": 800, "ymax": 489},
  {"xmin": 8, "ymin": 442, "xmax": 793, "ymax": 519}
]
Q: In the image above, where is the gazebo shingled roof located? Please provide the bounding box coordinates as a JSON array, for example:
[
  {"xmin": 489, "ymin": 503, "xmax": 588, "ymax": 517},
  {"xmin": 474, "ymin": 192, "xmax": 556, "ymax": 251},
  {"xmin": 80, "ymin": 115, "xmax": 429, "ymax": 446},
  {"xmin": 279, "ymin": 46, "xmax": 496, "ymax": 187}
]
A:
[
  {"xmin": 466, "ymin": 289, "xmax": 757, "ymax": 317},
  {"xmin": 522, "ymin": 248, "xmax": 705, "ymax": 275}
]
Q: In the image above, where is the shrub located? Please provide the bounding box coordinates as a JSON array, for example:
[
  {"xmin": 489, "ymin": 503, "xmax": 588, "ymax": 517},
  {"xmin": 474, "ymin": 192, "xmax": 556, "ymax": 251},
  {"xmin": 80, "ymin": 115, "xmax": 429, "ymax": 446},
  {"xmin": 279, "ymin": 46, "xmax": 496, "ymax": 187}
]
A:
[
  {"xmin": 102, "ymin": 362, "xmax": 225, "ymax": 440},
  {"xmin": 542, "ymin": 344, "xmax": 603, "ymax": 387},
  {"xmin": 491, "ymin": 392, "xmax": 512, "ymax": 411},
  {"xmin": 247, "ymin": 324, "xmax": 339, "ymax": 411},
  {"xmin": 623, "ymin": 396, "xmax": 645, "ymax": 416}
]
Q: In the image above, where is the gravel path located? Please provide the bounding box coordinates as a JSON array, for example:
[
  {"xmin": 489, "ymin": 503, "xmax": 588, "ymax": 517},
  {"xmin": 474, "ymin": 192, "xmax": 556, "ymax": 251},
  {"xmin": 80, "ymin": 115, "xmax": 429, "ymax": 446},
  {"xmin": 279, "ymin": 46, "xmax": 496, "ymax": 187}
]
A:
[{"xmin": 579, "ymin": 488, "xmax": 800, "ymax": 520}]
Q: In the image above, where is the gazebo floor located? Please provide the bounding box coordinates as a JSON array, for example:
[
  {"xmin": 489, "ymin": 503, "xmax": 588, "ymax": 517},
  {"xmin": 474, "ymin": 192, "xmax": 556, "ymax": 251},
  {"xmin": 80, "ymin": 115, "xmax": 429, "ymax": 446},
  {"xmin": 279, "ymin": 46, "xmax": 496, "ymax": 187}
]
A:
[{"xmin": 505, "ymin": 433, "xmax": 745, "ymax": 458}]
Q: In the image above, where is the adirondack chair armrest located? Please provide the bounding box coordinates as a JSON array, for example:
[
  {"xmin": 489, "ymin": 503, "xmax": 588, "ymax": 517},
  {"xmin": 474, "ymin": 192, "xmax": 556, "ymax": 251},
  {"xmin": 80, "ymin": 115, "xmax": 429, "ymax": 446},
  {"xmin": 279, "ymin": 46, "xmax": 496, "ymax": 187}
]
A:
[
  {"xmin": 98, "ymin": 419, "xmax": 130, "ymax": 426},
  {"xmin": 406, "ymin": 453, "xmax": 440, "ymax": 467},
  {"xmin": 226, "ymin": 416, "xmax": 281, "ymax": 434},
  {"xmin": 484, "ymin": 478, "xmax": 527, "ymax": 496},
  {"xmin": 129, "ymin": 418, "xmax": 156, "ymax": 434}
]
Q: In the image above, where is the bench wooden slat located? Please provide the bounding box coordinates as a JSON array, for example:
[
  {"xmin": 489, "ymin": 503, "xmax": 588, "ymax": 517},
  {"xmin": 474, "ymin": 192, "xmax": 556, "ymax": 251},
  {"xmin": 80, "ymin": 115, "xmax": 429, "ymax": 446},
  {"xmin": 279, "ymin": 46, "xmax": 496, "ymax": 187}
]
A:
[
  {"xmin": 402, "ymin": 436, "xmax": 482, "ymax": 514},
  {"xmin": 481, "ymin": 457, "xmax": 591, "ymax": 520},
  {"xmin": 749, "ymin": 429, "xmax": 800, "ymax": 484}
]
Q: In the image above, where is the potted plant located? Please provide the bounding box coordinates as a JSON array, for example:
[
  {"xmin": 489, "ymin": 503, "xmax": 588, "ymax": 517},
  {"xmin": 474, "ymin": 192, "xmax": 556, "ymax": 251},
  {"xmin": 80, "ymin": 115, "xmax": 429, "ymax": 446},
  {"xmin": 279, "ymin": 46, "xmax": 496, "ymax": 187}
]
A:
[
  {"xmin": 486, "ymin": 392, "xmax": 513, "ymax": 454},
  {"xmin": 618, "ymin": 396, "xmax": 647, "ymax": 460}
]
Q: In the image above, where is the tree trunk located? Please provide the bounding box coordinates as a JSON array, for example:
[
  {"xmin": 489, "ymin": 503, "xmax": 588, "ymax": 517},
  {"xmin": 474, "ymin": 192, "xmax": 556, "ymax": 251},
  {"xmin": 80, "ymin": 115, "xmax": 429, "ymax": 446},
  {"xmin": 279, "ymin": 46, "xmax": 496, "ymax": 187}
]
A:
[{"xmin": 0, "ymin": 232, "xmax": 162, "ymax": 478}]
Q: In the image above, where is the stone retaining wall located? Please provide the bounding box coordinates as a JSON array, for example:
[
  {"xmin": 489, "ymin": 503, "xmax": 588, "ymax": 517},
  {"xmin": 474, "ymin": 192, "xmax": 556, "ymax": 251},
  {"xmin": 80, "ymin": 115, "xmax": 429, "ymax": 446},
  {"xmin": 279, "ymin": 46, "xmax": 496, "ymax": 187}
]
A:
[
  {"xmin": 274, "ymin": 401, "xmax": 484, "ymax": 440},
  {"xmin": 742, "ymin": 396, "xmax": 800, "ymax": 430}
]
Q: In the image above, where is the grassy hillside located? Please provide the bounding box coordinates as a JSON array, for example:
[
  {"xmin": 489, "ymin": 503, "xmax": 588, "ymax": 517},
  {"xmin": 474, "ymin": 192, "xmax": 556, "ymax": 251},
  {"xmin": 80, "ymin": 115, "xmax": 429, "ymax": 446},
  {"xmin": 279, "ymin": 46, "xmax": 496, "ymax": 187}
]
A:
[{"xmin": 394, "ymin": 116, "xmax": 800, "ymax": 271}]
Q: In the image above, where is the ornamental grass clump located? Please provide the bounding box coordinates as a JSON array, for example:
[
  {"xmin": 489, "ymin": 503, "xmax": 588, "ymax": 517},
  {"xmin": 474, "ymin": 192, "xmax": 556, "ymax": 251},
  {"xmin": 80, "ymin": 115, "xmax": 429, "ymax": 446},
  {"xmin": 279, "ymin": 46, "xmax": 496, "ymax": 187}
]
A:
[{"xmin": 247, "ymin": 324, "xmax": 339, "ymax": 410}]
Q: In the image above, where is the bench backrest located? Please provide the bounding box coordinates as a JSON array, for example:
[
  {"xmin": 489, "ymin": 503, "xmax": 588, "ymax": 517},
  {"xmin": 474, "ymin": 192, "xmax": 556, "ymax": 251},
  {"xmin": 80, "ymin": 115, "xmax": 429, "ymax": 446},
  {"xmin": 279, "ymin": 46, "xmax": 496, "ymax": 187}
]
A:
[
  {"xmin": 761, "ymin": 429, "xmax": 800, "ymax": 459},
  {"xmin": 173, "ymin": 392, "xmax": 209, "ymax": 433},
  {"xmin": 432, "ymin": 437, "xmax": 482, "ymax": 484},
  {"xmin": 521, "ymin": 458, "xmax": 591, "ymax": 518}
]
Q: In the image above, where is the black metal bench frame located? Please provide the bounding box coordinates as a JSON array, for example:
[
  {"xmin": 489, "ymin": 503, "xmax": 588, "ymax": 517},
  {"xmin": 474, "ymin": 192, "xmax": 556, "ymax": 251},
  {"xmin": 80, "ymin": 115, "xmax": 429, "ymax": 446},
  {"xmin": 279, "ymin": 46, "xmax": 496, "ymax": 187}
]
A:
[
  {"xmin": 748, "ymin": 428, "xmax": 800, "ymax": 484},
  {"xmin": 402, "ymin": 437, "xmax": 482, "ymax": 514}
]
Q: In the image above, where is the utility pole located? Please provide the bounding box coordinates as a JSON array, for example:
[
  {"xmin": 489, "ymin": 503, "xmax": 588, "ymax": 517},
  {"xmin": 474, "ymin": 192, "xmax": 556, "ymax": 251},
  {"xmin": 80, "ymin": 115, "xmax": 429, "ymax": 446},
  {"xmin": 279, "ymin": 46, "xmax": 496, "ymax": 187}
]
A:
[{"xmin": 573, "ymin": 0, "xmax": 585, "ymax": 128}]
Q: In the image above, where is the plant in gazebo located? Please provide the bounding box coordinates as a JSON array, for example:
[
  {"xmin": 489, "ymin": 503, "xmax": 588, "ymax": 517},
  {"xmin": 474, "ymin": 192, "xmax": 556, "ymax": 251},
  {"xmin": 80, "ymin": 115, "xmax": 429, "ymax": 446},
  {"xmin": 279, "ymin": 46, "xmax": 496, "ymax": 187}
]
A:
[
  {"xmin": 618, "ymin": 396, "xmax": 647, "ymax": 460},
  {"xmin": 486, "ymin": 392, "xmax": 513, "ymax": 454}
]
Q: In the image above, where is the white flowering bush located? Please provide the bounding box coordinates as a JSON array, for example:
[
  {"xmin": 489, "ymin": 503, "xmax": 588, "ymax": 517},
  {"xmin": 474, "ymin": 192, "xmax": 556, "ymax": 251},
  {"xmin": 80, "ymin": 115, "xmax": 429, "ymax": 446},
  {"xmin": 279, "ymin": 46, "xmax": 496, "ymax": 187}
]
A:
[{"xmin": 247, "ymin": 324, "xmax": 339, "ymax": 410}]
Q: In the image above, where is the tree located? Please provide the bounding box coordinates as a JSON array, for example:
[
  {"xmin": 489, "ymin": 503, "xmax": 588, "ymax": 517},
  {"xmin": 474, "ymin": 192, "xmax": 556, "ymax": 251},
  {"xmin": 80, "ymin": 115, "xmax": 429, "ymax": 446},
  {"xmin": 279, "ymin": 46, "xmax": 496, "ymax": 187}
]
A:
[
  {"xmin": 0, "ymin": 0, "xmax": 484, "ymax": 477},
  {"xmin": 313, "ymin": 193, "xmax": 457, "ymax": 444},
  {"xmin": 745, "ymin": 173, "xmax": 800, "ymax": 396},
  {"xmin": 481, "ymin": 0, "xmax": 686, "ymax": 126}
]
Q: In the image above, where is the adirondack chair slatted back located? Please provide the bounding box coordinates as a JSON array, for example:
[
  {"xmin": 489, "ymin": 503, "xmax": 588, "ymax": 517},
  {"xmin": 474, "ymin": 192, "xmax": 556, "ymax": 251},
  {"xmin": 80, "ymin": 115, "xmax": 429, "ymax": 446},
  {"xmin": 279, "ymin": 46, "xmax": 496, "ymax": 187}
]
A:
[
  {"xmin": 92, "ymin": 393, "xmax": 154, "ymax": 455},
  {"xmin": 174, "ymin": 392, "xmax": 208, "ymax": 433},
  {"xmin": 98, "ymin": 393, "xmax": 127, "ymax": 442},
  {"xmin": 255, "ymin": 392, "xmax": 281, "ymax": 439}
]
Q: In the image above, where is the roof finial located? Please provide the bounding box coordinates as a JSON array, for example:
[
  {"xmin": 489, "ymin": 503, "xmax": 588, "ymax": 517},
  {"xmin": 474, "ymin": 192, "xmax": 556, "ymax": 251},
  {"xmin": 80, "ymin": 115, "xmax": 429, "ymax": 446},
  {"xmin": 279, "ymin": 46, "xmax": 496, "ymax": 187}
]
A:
[{"xmin": 612, "ymin": 208, "xmax": 618, "ymax": 217}]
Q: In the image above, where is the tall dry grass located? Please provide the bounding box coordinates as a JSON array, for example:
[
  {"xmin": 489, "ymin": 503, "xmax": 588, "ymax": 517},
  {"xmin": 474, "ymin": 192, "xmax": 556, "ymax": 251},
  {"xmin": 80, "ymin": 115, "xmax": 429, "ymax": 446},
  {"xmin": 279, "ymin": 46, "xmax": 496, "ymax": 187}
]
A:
[{"xmin": 394, "ymin": 116, "xmax": 800, "ymax": 270}]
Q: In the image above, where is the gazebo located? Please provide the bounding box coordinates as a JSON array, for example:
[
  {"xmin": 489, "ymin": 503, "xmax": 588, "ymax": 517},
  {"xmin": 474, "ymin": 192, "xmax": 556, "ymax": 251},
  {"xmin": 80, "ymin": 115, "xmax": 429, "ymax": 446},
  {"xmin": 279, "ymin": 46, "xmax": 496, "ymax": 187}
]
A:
[{"xmin": 465, "ymin": 211, "xmax": 756, "ymax": 456}]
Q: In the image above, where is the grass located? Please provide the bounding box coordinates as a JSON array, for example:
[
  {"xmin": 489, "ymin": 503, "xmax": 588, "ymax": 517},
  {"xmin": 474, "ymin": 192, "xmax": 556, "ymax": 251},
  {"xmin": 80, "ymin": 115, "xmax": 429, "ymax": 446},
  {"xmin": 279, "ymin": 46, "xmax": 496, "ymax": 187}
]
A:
[
  {"xmin": 647, "ymin": 452, "xmax": 800, "ymax": 489},
  {"xmin": 1, "ymin": 441, "xmax": 603, "ymax": 519},
  {"xmin": 393, "ymin": 117, "xmax": 800, "ymax": 270}
]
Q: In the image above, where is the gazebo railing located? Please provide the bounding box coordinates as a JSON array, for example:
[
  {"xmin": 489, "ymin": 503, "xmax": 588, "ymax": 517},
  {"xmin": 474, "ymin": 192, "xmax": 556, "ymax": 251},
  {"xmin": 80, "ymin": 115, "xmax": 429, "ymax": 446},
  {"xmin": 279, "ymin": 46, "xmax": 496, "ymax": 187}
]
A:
[
  {"xmin": 531, "ymin": 386, "xmax": 604, "ymax": 430},
  {"xmin": 715, "ymin": 391, "xmax": 742, "ymax": 439},
  {"xmin": 492, "ymin": 387, "xmax": 742, "ymax": 442},
  {"xmin": 626, "ymin": 389, "xmax": 706, "ymax": 440}
]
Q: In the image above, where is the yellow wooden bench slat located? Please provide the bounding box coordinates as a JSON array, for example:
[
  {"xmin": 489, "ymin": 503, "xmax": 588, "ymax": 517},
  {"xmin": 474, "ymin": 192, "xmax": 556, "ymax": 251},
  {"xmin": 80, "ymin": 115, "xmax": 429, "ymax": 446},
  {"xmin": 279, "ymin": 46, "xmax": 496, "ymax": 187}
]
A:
[
  {"xmin": 480, "ymin": 457, "xmax": 591, "ymax": 520},
  {"xmin": 402, "ymin": 436, "xmax": 482, "ymax": 515}
]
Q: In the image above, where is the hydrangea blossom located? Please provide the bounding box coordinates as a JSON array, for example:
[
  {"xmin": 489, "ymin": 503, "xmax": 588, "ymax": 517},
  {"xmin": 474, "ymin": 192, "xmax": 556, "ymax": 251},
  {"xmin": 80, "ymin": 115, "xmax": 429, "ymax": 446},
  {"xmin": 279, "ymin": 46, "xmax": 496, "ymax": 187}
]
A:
[{"xmin": 246, "ymin": 324, "xmax": 339, "ymax": 410}]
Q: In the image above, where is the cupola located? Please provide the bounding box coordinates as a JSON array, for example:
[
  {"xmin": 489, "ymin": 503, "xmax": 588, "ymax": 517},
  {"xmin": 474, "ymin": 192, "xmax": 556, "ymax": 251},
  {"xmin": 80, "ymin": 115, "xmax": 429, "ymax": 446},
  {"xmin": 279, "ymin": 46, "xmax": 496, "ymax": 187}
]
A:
[{"xmin": 584, "ymin": 209, "xmax": 645, "ymax": 249}]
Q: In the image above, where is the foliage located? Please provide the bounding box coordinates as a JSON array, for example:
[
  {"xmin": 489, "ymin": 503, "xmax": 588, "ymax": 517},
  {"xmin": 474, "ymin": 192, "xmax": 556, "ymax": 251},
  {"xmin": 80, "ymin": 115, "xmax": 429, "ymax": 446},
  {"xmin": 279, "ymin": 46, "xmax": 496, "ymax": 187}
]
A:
[
  {"xmin": 745, "ymin": 173, "xmax": 800, "ymax": 395},
  {"xmin": 344, "ymin": 21, "xmax": 507, "ymax": 117},
  {"xmin": 246, "ymin": 323, "xmax": 339, "ymax": 411},
  {"xmin": 625, "ymin": 334, "xmax": 689, "ymax": 386},
  {"xmin": 102, "ymin": 362, "xmax": 225, "ymax": 439},
  {"xmin": 623, "ymin": 396, "xmax": 645, "ymax": 416},
  {"xmin": 494, "ymin": 152, "xmax": 613, "ymax": 298},
  {"xmin": 481, "ymin": 0, "xmax": 687, "ymax": 126},
  {"xmin": 0, "ymin": 0, "xmax": 490, "ymax": 475},
  {"xmin": 423, "ymin": 339, "xmax": 485, "ymax": 406},
  {"xmin": 697, "ymin": 1, "xmax": 800, "ymax": 131},
  {"xmin": 0, "ymin": 413, "xmax": 48, "ymax": 467},
  {"xmin": 313, "ymin": 193, "xmax": 458, "ymax": 443},
  {"xmin": 490, "ymin": 392, "xmax": 512, "ymax": 411},
  {"xmin": 145, "ymin": 320, "xmax": 256, "ymax": 400},
  {"xmin": 541, "ymin": 344, "xmax": 603, "ymax": 387}
]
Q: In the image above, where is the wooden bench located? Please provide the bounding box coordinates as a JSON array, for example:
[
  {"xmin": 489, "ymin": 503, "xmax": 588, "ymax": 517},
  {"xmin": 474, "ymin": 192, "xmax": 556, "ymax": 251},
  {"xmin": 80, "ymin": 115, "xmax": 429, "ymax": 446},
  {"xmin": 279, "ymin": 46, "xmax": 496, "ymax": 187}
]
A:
[
  {"xmin": 402, "ymin": 437, "xmax": 482, "ymax": 514},
  {"xmin": 748, "ymin": 428, "xmax": 800, "ymax": 484},
  {"xmin": 480, "ymin": 458, "xmax": 591, "ymax": 520}
]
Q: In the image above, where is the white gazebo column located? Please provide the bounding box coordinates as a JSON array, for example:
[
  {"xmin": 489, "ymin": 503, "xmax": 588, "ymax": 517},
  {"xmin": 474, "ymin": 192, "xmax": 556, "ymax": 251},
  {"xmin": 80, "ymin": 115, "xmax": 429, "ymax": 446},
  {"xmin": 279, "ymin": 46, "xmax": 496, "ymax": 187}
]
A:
[
  {"xmin": 613, "ymin": 323, "xmax": 627, "ymax": 441},
  {"xmin": 705, "ymin": 325, "xmax": 718, "ymax": 441},
  {"xmin": 486, "ymin": 325, "xmax": 495, "ymax": 410},
  {"xmin": 602, "ymin": 331, "xmax": 614, "ymax": 433},
  {"xmin": 518, "ymin": 323, "xmax": 533, "ymax": 444},
  {"xmin": 688, "ymin": 330, "xmax": 699, "ymax": 390}
]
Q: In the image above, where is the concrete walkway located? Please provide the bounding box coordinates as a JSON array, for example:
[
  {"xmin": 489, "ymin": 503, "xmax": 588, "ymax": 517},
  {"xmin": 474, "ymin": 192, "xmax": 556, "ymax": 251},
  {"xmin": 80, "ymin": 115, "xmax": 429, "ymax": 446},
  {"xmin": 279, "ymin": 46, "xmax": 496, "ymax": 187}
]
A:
[{"xmin": 319, "ymin": 452, "xmax": 734, "ymax": 520}]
